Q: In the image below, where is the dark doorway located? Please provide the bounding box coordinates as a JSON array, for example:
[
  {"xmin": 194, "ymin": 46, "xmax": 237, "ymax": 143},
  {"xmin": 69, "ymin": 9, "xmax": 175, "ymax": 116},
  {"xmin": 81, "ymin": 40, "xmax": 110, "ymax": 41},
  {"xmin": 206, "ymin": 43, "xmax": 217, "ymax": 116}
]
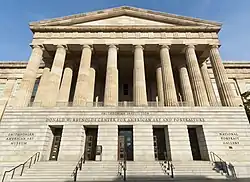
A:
[
  {"xmin": 118, "ymin": 127, "xmax": 133, "ymax": 161},
  {"xmin": 49, "ymin": 127, "xmax": 63, "ymax": 161},
  {"xmin": 188, "ymin": 127, "xmax": 202, "ymax": 160},
  {"xmin": 85, "ymin": 127, "xmax": 98, "ymax": 161},
  {"xmin": 153, "ymin": 128, "xmax": 167, "ymax": 160}
]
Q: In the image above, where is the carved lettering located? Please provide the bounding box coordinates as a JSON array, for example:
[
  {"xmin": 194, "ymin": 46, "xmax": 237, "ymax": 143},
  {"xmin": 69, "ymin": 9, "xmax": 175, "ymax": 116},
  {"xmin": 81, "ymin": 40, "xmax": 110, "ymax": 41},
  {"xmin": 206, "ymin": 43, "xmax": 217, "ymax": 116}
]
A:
[
  {"xmin": 6, "ymin": 132, "xmax": 35, "ymax": 145},
  {"xmin": 219, "ymin": 132, "xmax": 240, "ymax": 145}
]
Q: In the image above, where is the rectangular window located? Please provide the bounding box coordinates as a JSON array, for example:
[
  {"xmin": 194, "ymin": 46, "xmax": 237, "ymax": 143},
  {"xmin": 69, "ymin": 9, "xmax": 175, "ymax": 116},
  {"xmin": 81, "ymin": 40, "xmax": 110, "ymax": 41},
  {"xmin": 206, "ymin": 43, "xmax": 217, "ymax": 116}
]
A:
[
  {"xmin": 30, "ymin": 79, "xmax": 40, "ymax": 102},
  {"xmin": 123, "ymin": 84, "xmax": 129, "ymax": 96}
]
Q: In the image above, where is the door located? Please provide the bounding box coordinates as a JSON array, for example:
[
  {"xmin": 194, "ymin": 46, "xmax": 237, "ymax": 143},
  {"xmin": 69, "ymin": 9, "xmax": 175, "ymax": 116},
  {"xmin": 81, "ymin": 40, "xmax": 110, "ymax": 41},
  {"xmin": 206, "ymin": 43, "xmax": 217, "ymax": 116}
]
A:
[
  {"xmin": 153, "ymin": 128, "xmax": 167, "ymax": 160},
  {"xmin": 85, "ymin": 128, "xmax": 98, "ymax": 160},
  {"xmin": 118, "ymin": 128, "xmax": 133, "ymax": 161},
  {"xmin": 49, "ymin": 135, "xmax": 62, "ymax": 160},
  {"xmin": 188, "ymin": 128, "xmax": 202, "ymax": 160}
]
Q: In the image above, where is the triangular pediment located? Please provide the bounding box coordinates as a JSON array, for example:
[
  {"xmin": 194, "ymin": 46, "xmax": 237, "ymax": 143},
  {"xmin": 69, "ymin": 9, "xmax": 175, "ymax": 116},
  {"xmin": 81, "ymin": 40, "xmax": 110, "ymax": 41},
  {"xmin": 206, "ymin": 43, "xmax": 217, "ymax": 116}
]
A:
[
  {"xmin": 30, "ymin": 6, "xmax": 221, "ymax": 32},
  {"xmin": 30, "ymin": 6, "xmax": 221, "ymax": 26},
  {"xmin": 72, "ymin": 15, "xmax": 176, "ymax": 26}
]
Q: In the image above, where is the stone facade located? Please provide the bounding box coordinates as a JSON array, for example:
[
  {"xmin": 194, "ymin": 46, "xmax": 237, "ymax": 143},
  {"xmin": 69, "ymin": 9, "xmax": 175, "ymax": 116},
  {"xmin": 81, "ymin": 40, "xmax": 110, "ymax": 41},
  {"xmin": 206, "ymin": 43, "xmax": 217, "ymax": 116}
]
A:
[{"xmin": 0, "ymin": 6, "xmax": 250, "ymax": 180}]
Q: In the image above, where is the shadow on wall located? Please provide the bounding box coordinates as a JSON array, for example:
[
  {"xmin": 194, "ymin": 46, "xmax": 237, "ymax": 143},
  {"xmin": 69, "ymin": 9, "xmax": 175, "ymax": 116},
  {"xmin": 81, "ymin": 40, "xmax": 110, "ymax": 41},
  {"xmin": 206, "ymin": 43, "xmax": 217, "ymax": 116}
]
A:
[{"xmin": 64, "ymin": 175, "xmax": 250, "ymax": 182}]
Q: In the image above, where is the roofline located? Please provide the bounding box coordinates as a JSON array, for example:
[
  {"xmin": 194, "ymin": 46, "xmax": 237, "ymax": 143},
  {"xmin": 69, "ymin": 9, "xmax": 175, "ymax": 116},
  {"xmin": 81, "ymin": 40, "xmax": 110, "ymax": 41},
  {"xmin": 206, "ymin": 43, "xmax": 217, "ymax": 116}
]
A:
[{"xmin": 30, "ymin": 6, "xmax": 222, "ymax": 27}]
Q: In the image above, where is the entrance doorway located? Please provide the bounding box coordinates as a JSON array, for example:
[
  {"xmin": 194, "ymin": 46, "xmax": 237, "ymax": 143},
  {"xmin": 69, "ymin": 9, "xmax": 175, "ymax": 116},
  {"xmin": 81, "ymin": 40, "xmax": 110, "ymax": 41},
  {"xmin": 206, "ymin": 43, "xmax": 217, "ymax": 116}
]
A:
[
  {"xmin": 84, "ymin": 127, "xmax": 98, "ymax": 161},
  {"xmin": 118, "ymin": 126, "xmax": 133, "ymax": 161},
  {"xmin": 188, "ymin": 126, "xmax": 209, "ymax": 161},
  {"xmin": 153, "ymin": 127, "xmax": 168, "ymax": 160},
  {"xmin": 49, "ymin": 127, "xmax": 63, "ymax": 161}
]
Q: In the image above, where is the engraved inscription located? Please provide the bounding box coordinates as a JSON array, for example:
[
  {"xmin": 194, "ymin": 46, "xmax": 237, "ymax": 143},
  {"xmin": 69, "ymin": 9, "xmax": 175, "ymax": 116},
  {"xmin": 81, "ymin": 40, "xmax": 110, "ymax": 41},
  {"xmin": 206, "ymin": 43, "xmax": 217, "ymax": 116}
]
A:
[
  {"xmin": 6, "ymin": 132, "xmax": 35, "ymax": 145},
  {"xmin": 46, "ymin": 117, "xmax": 205, "ymax": 123},
  {"xmin": 219, "ymin": 132, "xmax": 240, "ymax": 145}
]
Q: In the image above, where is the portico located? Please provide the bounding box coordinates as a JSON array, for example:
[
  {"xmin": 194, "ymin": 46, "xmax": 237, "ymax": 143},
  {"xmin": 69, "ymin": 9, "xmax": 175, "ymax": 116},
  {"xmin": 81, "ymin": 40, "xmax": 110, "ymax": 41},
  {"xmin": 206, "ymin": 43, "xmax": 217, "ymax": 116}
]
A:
[{"xmin": 15, "ymin": 42, "xmax": 236, "ymax": 108}]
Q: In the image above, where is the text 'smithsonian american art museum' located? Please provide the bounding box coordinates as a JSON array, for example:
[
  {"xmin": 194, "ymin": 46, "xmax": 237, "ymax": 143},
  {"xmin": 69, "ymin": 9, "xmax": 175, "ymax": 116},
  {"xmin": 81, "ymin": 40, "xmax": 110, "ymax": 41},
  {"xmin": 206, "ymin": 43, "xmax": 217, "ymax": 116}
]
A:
[{"xmin": 1, "ymin": 6, "xmax": 250, "ymax": 181}]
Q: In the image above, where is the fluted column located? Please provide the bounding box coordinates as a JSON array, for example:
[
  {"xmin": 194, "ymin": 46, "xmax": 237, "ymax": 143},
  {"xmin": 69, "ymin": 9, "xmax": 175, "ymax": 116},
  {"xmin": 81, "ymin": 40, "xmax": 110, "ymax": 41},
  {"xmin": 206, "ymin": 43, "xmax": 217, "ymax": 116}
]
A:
[
  {"xmin": 156, "ymin": 66, "xmax": 164, "ymax": 106},
  {"xmin": 87, "ymin": 67, "xmax": 96, "ymax": 103},
  {"xmin": 209, "ymin": 45, "xmax": 237, "ymax": 106},
  {"xmin": 33, "ymin": 61, "xmax": 51, "ymax": 105},
  {"xmin": 104, "ymin": 44, "xmax": 118, "ymax": 106},
  {"xmin": 74, "ymin": 45, "xmax": 92, "ymax": 106},
  {"xmin": 133, "ymin": 45, "xmax": 148, "ymax": 106},
  {"xmin": 57, "ymin": 62, "xmax": 73, "ymax": 105},
  {"xmin": 185, "ymin": 45, "xmax": 209, "ymax": 106},
  {"xmin": 178, "ymin": 63, "xmax": 194, "ymax": 106},
  {"xmin": 200, "ymin": 61, "xmax": 218, "ymax": 106},
  {"xmin": 15, "ymin": 45, "xmax": 44, "ymax": 107},
  {"xmin": 43, "ymin": 45, "xmax": 67, "ymax": 107},
  {"xmin": 160, "ymin": 45, "xmax": 178, "ymax": 106}
]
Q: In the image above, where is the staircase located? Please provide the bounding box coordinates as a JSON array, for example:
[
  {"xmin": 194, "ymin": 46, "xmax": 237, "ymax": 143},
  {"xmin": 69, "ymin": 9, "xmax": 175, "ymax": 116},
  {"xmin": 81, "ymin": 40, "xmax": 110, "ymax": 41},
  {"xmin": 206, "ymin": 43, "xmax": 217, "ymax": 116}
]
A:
[
  {"xmin": 76, "ymin": 161, "xmax": 122, "ymax": 181},
  {"xmin": 7, "ymin": 161, "xmax": 76, "ymax": 182},
  {"xmin": 173, "ymin": 161, "xmax": 228, "ymax": 180}
]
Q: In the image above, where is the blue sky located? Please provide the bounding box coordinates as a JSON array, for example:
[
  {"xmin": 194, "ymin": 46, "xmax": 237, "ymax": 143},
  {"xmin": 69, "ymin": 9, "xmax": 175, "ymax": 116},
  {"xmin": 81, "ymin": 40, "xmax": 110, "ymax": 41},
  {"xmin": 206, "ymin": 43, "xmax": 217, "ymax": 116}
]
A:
[{"xmin": 0, "ymin": 0, "xmax": 249, "ymax": 61}]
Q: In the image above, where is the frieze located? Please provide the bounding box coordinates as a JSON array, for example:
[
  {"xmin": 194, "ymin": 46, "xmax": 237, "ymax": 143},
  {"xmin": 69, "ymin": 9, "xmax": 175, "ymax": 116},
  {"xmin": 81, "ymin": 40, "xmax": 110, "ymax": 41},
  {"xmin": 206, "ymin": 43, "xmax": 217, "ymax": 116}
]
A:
[
  {"xmin": 34, "ymin": 32, "xmax": 218, "ymax": 39},
  {"xmin": 46, "ymin": 117, "xmax": 205, "ymax": 123}
]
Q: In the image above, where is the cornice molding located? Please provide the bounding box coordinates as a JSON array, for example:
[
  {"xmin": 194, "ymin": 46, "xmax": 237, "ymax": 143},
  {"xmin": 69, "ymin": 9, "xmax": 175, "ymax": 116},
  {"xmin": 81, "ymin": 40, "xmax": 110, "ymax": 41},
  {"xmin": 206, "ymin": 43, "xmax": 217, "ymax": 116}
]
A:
[{"xmin": 30, "ymin": 25, "xmax": 221, "ymax": 33}]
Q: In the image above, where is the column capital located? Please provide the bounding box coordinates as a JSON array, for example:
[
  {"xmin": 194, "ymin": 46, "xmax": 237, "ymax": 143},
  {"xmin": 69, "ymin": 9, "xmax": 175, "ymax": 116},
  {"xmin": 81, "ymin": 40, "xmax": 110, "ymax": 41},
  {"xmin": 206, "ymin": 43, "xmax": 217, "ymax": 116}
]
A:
[
  {"xmin": 30, "ymin": 44, "xmax": 44, "ymax": 50},
  {"xmin": 55, "ymin": 44, "xmax": 68, "ymax": 50},
  {"xmin": 209, "ymin": 44, "xmax": 219, "ymax": 49},
  {"xmin": 81, "ymin": 44, "xmax": 93, "ymax": 50},
  {"xmin": 107, "ymin": 44, "xmax": 119, "ymax": 50},
  {"xmin": 159, "ymin": 44, "xmax": 171, "ymax": 50},
  {"xmin": 134, "ymin": 45, "xmax": 144, "ymax": 50}
]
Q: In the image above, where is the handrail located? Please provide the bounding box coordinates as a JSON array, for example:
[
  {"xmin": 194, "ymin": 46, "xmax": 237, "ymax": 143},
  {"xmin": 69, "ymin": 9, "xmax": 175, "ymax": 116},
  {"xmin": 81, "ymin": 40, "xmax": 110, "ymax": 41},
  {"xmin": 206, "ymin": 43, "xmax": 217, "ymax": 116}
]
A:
[
  {"xmin": 72, "ymin": 151, "xmax": 86, "ymax": 182},
  {"xmin": 1, "ymin": 152, "xmax": 40, "ymax": 182},
  {"xmin": 210, "ymin": 151, "xmax": 233, "ymax": 177},
  {"xmin": 164, "ymin": 152, "xmax": 174, "ymax": 178},
  {"xmin": 118, "ymin": 150, "xmax": 127, "ymax": 181}
]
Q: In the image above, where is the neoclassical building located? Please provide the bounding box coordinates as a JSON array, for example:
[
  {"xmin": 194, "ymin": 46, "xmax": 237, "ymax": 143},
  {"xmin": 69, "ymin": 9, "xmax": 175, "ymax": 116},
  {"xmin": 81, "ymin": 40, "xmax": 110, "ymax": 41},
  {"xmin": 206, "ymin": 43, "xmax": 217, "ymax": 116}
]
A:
[{"xmin": 0, "ymin": 6, "xmax": 250, "ymax": 181}]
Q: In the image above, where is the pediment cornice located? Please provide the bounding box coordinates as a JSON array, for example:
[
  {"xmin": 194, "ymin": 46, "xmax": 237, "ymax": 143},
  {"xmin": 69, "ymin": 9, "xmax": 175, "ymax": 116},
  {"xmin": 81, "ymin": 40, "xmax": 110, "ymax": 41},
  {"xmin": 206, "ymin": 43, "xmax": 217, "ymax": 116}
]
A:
[
  {"xmin": 30, "ymin": 6, "xmax": 222, "ymax": 30},
  {"xmin": 30, "ymin": 25, "xmax": 221, "ymax": 33}
]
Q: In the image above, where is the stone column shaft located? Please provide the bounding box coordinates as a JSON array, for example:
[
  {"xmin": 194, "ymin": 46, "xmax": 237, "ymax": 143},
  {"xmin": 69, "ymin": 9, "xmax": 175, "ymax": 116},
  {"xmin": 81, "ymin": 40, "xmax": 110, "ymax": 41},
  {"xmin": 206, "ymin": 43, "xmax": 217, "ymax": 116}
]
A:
[
  {"xmin": 15, "ymin": 45, "xmax": 43, "ymax": 107},
  {"xmin": 179, "ymin": 63, "xmax": 195, "ymax": 106},
  {"xmin": 209, "ymin": 45, "xmax": 237, "ymax": 106},
  {"xmin": 156, "ymin": 67, "xmax": 164, "ymax": 106},
  {"xmin": 133, "ymin": 45, "xmax": 148, "ymax": 106},
  {"xmin": 43, "ymin": 45, "xmax": 67, "ymax": 106},
  {"xmin": 87, "ymin": 67, "xmax": 96, "ymax": 103},
  {"xmin": 104, "ymin": 44, "xmax": 118, "ymax": 106},
  {"xmin": 185, "ymin": 45, "xmax": 209, "ymax": 106},
  {"xmin": 34, "ymin": 63, "xmax": 51, "ymax": 105},
  {"xmin": 200, "ymin": 61, "xmax": 218, "ymax": 106},
  {"xmin": 160, "ymin": 45, "xmax": 178, "ymax": 106},
  {"xmin": 73, "ymin": 45, "xmax": 92, "ymax": 106},
  {"xmin": 57, "ymin": 63, "xmax": 73, "ymax": 105}
]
